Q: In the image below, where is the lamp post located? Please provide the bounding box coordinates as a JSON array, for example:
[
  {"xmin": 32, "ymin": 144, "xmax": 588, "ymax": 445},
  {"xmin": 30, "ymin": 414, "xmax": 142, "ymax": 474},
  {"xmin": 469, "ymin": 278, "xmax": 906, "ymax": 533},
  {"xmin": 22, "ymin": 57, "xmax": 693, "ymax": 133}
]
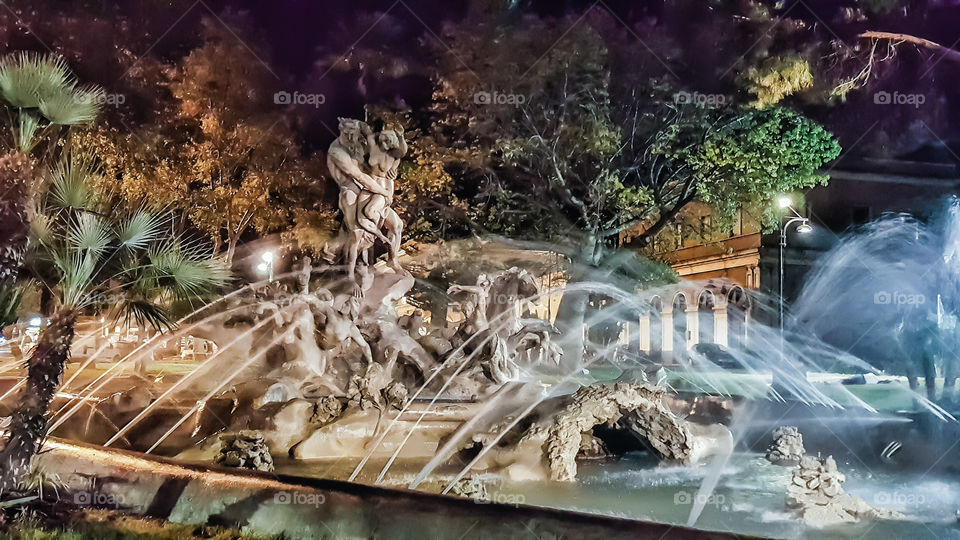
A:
[
  {"xmin": 777, "ymin": 196, "xmax": 812, "ymax": 354},
  {"xmin": 257, "ymin": 251, "xmax": 275, "ymax": 282}
]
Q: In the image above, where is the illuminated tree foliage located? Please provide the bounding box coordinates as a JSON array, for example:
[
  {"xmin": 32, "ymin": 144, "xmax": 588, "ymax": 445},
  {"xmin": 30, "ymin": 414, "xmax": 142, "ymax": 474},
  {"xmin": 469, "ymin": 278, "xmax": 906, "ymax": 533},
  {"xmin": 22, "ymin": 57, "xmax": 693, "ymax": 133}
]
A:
[{"xmin": 73, "ymin": 17, "xmax": 317, "ymax": 263}]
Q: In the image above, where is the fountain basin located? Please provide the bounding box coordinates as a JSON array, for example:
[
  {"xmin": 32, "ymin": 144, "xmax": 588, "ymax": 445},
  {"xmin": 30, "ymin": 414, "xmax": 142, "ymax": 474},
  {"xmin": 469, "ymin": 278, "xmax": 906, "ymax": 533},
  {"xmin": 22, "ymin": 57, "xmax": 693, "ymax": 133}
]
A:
[{"xmin": 32, "ymin": 437, "xmax": 757, "ymax": 539}]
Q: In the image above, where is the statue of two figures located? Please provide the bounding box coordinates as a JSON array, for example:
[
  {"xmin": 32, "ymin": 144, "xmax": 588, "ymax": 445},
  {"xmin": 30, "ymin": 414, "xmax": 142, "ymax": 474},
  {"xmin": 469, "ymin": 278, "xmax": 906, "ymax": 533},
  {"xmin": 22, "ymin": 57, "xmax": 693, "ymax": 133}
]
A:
[{"xmin": 326, "ymin": 117, "xmax": 408, "ymax": 291}]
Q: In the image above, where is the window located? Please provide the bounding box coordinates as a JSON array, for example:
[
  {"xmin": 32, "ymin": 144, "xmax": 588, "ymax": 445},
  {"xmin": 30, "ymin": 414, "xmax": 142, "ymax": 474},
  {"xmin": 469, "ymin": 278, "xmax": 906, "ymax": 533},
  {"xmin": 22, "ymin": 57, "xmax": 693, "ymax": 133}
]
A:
[
  {"xmin": 700, "ymin": 215, "xmax": 712, "ymax": 240},
  {"xmin": 674, "ymin": 223, "xmax": 683, "ymax": 249}
]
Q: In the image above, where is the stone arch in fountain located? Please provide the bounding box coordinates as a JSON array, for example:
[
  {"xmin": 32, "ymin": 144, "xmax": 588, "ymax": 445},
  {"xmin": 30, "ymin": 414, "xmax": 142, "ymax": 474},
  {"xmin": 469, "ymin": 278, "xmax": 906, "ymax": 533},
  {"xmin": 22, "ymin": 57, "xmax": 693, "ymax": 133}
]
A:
[
  {"xmin": 726, "ymin": 285, "xmax": 751, "ymax": 349},
  {"xmin": 671, "ymin": 291, "xmax": 690, "ymax": 361},
  {"xmin": 697, "ymin": 289, "xmax": 717, "ymax": 345}
]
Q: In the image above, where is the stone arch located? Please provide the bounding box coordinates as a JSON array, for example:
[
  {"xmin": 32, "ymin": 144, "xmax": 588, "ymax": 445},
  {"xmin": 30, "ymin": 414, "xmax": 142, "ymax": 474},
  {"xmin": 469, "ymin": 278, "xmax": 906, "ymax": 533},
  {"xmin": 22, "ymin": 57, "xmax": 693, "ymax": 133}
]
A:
[
  {"xmin": 697, "ymin": 289, "xmax": 716, "ymax": 345},
  {"xmin": 726, "ymin": 286, "xmax": 751, "ymax": 349},
  {"xmin": 530, "ymin": 384, "xmax": 729, "ymax": 481},
  {"xmin": 671, "ymin": 292, "xmax": 689, "ymax": 359}
]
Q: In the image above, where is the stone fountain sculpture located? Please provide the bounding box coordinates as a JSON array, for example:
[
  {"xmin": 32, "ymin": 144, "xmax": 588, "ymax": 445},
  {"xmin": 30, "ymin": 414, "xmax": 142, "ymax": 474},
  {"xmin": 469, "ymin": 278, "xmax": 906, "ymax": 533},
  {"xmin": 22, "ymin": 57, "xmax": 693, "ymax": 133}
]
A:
[
  {"xmin": 70, "ymin": 115, "xmax": 730, "ymax": 486},
  {"xmin": 446, "ymin": 268, "xmax": 562, "ymax": 386},
  {"xmin": 325, "ymin": 117, "xmax": 407, "ymax": 285}
]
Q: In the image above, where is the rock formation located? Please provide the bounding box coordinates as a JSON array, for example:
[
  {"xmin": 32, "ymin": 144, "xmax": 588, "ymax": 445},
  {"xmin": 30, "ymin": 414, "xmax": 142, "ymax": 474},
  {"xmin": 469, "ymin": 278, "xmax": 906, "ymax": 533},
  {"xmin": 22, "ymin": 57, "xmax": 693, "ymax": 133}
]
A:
[
  {"xmin": 766, "ymin": 426, "xmax": 805, "ymax": 465},
  {"xmin": 473, "ymin": 383, "xmax": 732, "ymax": 482},
  {"xmin": 214, "ymin": 430, "xmax": 275, "ymax": 472},
  {"xmin": 449, "ymin": 476, "xmax": 489, "ymax": 501},
  {"xmin": 787, "ymin": 455, "xmax": 902, "ymax": 526}
]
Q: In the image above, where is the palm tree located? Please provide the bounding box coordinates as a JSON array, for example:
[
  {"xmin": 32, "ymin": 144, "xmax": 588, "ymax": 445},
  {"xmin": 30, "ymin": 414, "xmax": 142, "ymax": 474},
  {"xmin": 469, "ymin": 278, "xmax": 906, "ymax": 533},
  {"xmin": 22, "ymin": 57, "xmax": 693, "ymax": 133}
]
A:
[
  {"xmin": 0, "ymin": 156, "xmax": 229, "ymax": 494},
  {"xmin": 0, "ymin": 52, "xmax": 103, "ymax": 286}
]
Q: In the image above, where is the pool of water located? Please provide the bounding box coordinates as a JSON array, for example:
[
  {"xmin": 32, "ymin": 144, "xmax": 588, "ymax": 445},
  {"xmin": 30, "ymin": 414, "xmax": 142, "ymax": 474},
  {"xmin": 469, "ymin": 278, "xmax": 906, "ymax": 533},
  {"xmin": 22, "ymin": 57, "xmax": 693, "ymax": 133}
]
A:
[
  {"xmin": 503, "ymin": 452, "xmax": 960, "ymax": 539},
  {"xmin": 274, "ymin": 450, "xmax": 960, "ymax": 538}
]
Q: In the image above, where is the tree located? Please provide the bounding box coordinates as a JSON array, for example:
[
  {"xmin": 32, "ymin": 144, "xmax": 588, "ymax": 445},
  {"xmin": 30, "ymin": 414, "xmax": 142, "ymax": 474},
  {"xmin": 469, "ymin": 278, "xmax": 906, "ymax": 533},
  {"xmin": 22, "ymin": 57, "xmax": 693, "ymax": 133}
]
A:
[
  {"xmin": 423, "ymin": 12, "xmax": 841, "ymax": 362},
  {"xmin": 0, "ymin": 156, "xmax": 228, "ymax": 493},
  {"xmin": 72, "ymin": 16, "xmax": 317, "ymax": 264},
  {"xmin": 0, "ymin": 52, "xmax": 102, "ymax": 283}
]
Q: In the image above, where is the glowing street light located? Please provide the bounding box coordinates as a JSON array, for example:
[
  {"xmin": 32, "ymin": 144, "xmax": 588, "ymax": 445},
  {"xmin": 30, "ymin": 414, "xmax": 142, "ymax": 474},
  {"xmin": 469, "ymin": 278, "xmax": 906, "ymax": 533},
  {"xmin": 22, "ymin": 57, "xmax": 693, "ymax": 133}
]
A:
[
  {"xmin": 778, "ymin": 197, "xmax": 813, "ymax": 358},
  {"xmin": 258, "ymin": 251, "xmax": 275, "ymax": 281}
]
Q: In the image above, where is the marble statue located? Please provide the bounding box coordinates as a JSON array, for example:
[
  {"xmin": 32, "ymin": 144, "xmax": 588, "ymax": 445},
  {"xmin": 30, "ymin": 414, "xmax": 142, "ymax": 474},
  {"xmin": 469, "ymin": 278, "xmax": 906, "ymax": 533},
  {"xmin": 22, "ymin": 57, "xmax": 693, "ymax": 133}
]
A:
[{"xmin": 326, "ymin": 118, "xmax": 408, "ymax": 285}]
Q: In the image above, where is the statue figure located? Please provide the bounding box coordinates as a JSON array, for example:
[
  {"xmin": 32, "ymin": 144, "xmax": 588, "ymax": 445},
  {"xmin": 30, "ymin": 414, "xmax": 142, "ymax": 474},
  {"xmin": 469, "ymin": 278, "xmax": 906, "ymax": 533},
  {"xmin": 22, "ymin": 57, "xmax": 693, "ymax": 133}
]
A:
[
  {"xmin": 446, "ymin": 268, "xmax": 562, "ymax": 386},
  {"xmin": 326, "ymin": 118, "xmax": 408, "ymax": 285},
  {"xmin": 356, "ymin": 125, "xmax": 406, "ymax": 269}
]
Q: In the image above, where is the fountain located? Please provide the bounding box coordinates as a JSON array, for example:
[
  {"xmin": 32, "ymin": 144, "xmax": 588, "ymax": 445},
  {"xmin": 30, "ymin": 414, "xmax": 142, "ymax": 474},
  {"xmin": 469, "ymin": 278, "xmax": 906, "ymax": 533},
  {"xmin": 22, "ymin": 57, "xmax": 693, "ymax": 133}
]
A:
[{"xmin": 4, "ymin": 119, "xmax": 960, "ymax": 539}]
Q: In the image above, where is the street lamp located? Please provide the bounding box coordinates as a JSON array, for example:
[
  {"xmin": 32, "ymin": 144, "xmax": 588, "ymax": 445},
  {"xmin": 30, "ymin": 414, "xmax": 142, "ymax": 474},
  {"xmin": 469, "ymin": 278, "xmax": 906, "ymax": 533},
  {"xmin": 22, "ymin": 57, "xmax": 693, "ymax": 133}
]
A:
[
  {"xmin": 779, "ymin": 205, "xmax": 812, "ymax": 351},
  {"xmin": 257, "ymin": 251, "xmax": 275, "ymax": 282}
]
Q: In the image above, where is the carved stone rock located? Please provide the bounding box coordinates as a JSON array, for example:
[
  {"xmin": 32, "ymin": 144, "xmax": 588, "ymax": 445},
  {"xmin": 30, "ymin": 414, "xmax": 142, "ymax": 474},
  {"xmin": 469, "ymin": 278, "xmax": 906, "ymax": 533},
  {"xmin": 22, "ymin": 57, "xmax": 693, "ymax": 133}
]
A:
[
  {"xmin": 786, "ymin": 455, "xmax": 903, "ymax": 526},
  {"xmin": 766, "ymin": 426, "xmax": 805, "ymax": 465},
  {"xmin": 215, "ymin": 430, "xmax": 275, "ymax": 472}
]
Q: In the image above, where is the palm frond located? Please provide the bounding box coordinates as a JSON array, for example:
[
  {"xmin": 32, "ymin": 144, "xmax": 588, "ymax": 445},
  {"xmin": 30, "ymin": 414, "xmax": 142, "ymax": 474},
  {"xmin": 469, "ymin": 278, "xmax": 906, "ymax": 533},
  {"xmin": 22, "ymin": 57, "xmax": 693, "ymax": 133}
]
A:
[
  {"xmin": 116, "ymin": 211, "xmax": 167, "ymax": 252},
  {"xmin": 39, "ymin": 84, "xmax": 103, "ymax": 125},
  {"xmin": 0, "ymin": 52, "xmax": 73, "ymax": 109},
  {"xmin": 67, "ymin": 212, "xmax": 111, "ymax": 256},
  {"xmin": 0, "ymin": 283, "xmax": 24, "ymax": 328},
  {"xmin": 15, "ymin": 112, "xmax": 42, "ymax": 152},
  {"xmin": 48, "ymin": 155, "xmax": 100, "ymax": 210},
  {"xmin": 118, "ymin": 297, "xmax": 173, "ymax": 333},
  {"xmin": 51, "ymin": 248, "xmax": 99, "ymax": 309},
  {"xmin": 29, "ymin": 211, "xmax": 54, "ymax": 246},
  {"xmin": 146, "ymin": 240, "xmax": 229, "ymax": 301}
]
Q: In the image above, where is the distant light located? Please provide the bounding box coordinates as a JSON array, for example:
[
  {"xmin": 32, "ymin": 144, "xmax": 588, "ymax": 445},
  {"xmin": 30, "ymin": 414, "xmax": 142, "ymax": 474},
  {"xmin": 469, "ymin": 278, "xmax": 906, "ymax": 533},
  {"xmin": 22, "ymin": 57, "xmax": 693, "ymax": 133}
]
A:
[
  {"xmin": 796, "ymin": 222, "xmax": 813, "ymax": 234},
  {"xmin": 261, "ymin": 251, "xmax": 274, "ymax": 263},
  {"xmin": 777, "ymin": 196, "xmax": 793, "ymax": 209},
  {"xmin": 256, "ymin": 262, "xmax": 269, "ymax": 273},
  {"xmin": 29, "ymin": 317, "xmax": 41, "ymax": 327}
]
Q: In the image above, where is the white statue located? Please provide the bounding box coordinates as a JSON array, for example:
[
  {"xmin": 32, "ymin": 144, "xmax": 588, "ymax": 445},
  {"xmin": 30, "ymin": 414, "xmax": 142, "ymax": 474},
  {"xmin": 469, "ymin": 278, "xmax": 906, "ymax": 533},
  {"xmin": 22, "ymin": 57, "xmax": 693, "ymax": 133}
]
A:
[{"xmin": 326, "ymin": 118, "xmax": 408, "ymax": 285}]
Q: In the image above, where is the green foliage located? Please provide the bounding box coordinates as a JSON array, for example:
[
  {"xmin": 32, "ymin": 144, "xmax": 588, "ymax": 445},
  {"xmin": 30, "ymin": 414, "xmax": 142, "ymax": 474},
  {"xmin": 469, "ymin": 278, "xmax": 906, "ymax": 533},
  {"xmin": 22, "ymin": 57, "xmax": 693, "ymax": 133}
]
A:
[
  {"xmin": 681, "ymin": 106, "xmax": 841, "ymax": 226},
  {"xmin": 0, "ymin": 283, "xmax": 24, "ymax": 329},
  {"xmin": 0, "ymin": 52, "xmax": 103, "ymax": 152},
  {"xmin": 426, "ymin": 12, "xmax": 841, "ymax": 263},
  {"xmin": 25, "ymin": 156, "xmax": 229, "ymax": 330},
  {"xmin": 0, "ymin": 507, "xmax": 278, "ymax": 539},
  {"xmin": 0, "ymin": 53, "xmax": 73, "ymax": 109},
  {"xmin": 742, "ymin": 55, "xmax": 814, "ymax": 108}
]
